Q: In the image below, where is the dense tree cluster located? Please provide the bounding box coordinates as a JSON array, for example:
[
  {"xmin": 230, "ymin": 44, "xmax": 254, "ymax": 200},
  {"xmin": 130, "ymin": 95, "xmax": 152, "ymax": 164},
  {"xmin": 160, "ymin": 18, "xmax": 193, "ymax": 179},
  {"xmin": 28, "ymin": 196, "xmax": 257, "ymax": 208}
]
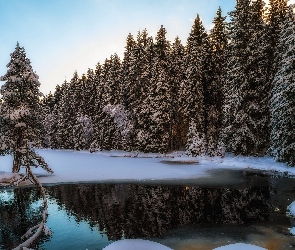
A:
[
  {"xmin": 41, "ymin": 8, "xmax": 227, "ymax": 155},
  {"xmin": 1, "ymin": 0, "xmax": 295, "ymax": 166}
]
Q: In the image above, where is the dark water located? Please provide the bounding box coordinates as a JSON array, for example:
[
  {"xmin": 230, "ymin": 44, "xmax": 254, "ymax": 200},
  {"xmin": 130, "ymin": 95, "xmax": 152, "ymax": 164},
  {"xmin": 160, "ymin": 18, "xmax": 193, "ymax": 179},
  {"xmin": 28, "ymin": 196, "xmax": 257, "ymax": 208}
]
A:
[{"xmin": 0, "ymin": 170, "xmax": 295, "ymax": 250}]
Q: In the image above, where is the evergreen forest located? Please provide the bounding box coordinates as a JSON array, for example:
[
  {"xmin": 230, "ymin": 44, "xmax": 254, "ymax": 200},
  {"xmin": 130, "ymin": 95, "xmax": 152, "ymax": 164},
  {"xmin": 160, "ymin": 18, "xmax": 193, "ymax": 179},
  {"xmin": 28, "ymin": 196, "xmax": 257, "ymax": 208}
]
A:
[{"xmin": 1, "ymin": 0, "xmax": 295, "ymax": 167}]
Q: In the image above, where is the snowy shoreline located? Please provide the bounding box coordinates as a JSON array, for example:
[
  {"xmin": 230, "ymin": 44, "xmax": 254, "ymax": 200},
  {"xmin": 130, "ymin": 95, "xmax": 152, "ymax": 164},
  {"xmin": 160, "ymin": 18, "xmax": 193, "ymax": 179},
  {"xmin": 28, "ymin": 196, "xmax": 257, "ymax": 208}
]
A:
[{"xmin": 0, "ymin": 149, "xmax": 294, "ymax": 186}]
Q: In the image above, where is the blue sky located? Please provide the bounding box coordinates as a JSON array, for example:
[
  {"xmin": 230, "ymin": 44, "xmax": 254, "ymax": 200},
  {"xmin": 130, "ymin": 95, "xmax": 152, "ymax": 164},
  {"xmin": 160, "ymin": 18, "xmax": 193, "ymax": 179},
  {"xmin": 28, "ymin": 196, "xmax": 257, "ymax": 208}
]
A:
[{"xmin": 0, "ymin": 0, "xmax": 236, "ymax": 94}]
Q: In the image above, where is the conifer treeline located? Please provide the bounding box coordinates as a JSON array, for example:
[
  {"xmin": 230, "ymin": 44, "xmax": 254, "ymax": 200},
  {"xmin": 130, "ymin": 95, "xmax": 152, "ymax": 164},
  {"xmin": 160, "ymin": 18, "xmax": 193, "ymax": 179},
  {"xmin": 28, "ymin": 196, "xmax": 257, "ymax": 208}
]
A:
[{"xmin": 41, "ymin": 0, "xmax": 295, "ymax": 166}]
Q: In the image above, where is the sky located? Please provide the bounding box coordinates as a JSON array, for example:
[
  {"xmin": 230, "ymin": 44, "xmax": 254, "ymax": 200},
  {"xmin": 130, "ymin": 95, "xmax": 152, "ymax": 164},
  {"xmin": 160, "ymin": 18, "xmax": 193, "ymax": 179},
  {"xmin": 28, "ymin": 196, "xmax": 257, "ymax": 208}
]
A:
[{"xmin": 0, "ymin": 0, "xmax": 294, "ymax": 95}]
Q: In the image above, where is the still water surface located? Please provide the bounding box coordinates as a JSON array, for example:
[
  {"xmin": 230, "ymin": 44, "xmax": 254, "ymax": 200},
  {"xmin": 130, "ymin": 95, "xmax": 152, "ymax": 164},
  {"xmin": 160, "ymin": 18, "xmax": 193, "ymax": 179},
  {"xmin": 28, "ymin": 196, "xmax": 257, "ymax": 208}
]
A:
[{"xmin": 0, "ymin": 169, "xmax": 295, "ymax": 250}]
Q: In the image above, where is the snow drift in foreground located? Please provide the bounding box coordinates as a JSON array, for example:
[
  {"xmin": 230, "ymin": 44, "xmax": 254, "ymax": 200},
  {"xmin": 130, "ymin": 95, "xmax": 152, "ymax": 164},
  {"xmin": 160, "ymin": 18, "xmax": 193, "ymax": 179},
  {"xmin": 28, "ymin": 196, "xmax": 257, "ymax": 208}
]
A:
[
  {"xmin": 213, "ymin": 243, "xmax": 266, "ymax": 250},
  {"xmin": 102, "ymin": 239, "xmax": 172, "ymax": 250},
  {"xmin": 0, "ymin": 149, "xmax": 295, "ymax": 185},
  {"xmin": 102, "ymin": 239, "xmax": 267, "ymax": 250}
]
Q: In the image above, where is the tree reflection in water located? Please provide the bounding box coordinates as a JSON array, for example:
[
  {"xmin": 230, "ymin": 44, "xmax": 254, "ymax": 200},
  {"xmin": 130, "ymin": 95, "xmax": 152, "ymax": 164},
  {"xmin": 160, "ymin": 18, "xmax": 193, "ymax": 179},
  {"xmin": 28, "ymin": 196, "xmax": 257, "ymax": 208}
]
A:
[
  {"xmin": 0, "ymin": 187, "xmax": 51, "ymax": 249},
  {"xmin": 46, "ymin": 184, "xmax": 272, "ymax": 241},
  {"xmin": 0, "ymin": 183, "xmax": 273, "ymax": 249}
]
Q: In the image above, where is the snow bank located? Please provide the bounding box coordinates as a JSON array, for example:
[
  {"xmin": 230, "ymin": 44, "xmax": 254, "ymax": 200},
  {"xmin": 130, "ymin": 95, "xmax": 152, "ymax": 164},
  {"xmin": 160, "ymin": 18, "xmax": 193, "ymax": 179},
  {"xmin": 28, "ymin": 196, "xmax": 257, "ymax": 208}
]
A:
[
  {"xmin": 213, "ymin": 243, "xmax": 266, "ymax": 250},
  {"xmin": 287, "ymin": 201, "xmax": 295, "ymax": 217},
  {"xmin": 102, "ymin": 239, "xmax": 172, "ymax": 250}
]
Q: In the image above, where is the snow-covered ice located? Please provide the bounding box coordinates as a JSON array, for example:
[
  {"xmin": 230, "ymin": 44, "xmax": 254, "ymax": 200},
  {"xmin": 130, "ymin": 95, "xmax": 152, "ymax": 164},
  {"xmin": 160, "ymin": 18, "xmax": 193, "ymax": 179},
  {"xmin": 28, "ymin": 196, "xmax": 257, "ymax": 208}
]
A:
[
  {"xmin": 213, "ymin": 243, "xmax": 266, "ymax": 250},
  {"xmin": 102, "ymin": 239, "xmax": 172, "ymax": 250},
  {"xmin": 0, "ymin": 149, "xmax": 294, "ymax": 185}
]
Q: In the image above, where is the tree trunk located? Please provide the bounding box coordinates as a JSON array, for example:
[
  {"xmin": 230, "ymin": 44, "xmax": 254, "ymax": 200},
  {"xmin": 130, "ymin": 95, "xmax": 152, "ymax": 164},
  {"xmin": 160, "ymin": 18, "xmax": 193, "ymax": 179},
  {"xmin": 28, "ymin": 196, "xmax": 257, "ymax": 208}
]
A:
[
  {"xmin": 12, "ymin": 128, "xmax": 23, "ymax": 173},
  {"xmin": 12, "ymin": 152, "xmax": 21, "ymax": 173}
]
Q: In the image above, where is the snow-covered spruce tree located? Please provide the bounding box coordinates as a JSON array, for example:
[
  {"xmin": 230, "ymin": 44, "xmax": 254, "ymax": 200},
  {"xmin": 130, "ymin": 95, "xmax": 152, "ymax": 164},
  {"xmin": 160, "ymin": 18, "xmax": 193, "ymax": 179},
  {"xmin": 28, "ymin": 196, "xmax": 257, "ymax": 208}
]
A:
[
  {"xmin": 49, "ymin": 84, "xmax": 65, "ymax": 149},
  {"xmin": 244, "ymin": 0, "xmax": 271, "ymax": 155},
  {"xmin": 89, "ymin": 63, "xmax": 104, "ymax": 152},
  {"xmin": 84, "ymin": 68, "xmax": 97, "ymax": 119},
  {"xmin": 206, "ymin": 7, "xmax": 227, "ymax": 157},
  {"xmin": 98, "ymin": 54, "xmax": 123, "ymax": 150},
  {"xmin": 51, "ymin": 80, "xmax": 69, "ymax": 149},
  {"xmin": 121, "ymin": 33, "xmax": 138, "ymax": 150},
  {"xmin": 70, "ymin": 73, "xmax": 95, "ymax": 150},
  {"xmin": 146, "ymin": 25, "xmax": 172, "ymax": 153},
  {"xmin": 179, "ymin": 15, "xmax": 207, "ymax": 156},
  {"xmin": 269, "ymin": 4, "xmax": 295, "ymax": 166},
  {"xmin": 0, "ymin": 43, "xmax": 53, "ymax": 249},
  {"xmin": 222, "ymin": 0, "xmax": 270, "ymax": 156},
  {"xmin": 133, "ymin": 30, "xmax": 156, "ymax": 152},
  {"xmin": 266, "ymin": 0, "xmax": 288, "ymax": 81},
  {"xmin": 170, "ymin": 37, "xmax": 186, "ymax": 150},
  {"xmin": 222, "ymin": 0, "xmax": 250, "ymax": 153},
  {"xmin": 56, "ymin": 73, "xmax": 79, "ymax": 149},
  {"xmin": 56, "ymin": 72, "xmax": 91, "ymax": 150},
  {"xmin": 41, "ymin": 91, "xmax": 55, "ymax": 147},
  {"xmin": 0, "ymin": 43, "xmax": 53, "ymax": 174}
]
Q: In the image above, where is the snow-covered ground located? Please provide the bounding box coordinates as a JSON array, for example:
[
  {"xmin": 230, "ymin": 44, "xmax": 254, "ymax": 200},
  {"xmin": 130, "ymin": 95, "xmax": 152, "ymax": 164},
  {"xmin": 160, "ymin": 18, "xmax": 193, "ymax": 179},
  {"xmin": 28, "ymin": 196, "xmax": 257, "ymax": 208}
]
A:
[{"xmin": 0, "ymin": 149, "xmax": 294, "ymax": 185}]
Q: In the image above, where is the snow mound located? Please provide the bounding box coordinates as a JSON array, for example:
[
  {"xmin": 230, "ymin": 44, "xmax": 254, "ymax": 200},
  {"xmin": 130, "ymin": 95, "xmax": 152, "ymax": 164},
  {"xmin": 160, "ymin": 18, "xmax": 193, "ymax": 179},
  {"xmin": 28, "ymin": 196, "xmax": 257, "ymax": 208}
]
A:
[
  {"xmin": 102, "ymin": 239, "xmax": 172, "ymax": 250},
  {"xmin": 213, "ymin": 243, "xmax": 266, "ymax": 250},
  {"xmin": 290, "ymin": 227, "xmax": 295, "ymax": 236},
  {"xmin": 287, "ymin": 201, "xmax": 295, "ymax": 217},
  {"xmin": 0, "ymin": 172, "xmax": 21, "ymax": 185}
]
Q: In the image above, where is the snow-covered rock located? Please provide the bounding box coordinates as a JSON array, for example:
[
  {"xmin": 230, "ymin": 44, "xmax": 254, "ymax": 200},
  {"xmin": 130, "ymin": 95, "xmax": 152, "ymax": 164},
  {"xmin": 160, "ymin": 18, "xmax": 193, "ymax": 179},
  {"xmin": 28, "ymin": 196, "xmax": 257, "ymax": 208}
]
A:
[
  {"xmin": 287, "ymin": 201, "xmax": 295, "ymax": 217},
  {"xmin": 102, "ymin": 239, "xmax": 172, "ymax": 250},
  {"xmin": 213, "ymin": 243, "xmax": 266, "ymax": 250},
  {"xmin": 0, "ymin": 172, "xmax": 21, "ymax": 185}
]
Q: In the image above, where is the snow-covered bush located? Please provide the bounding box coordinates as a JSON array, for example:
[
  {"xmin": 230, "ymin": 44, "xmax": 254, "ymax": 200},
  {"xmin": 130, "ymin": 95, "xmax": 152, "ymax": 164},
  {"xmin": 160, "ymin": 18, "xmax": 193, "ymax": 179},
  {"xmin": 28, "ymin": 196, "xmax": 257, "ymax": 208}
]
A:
[
  {"xmin": 73, "ymin": 115, "xmax": 94, "ymax": 150},
  {"xmin": 103, "ymin": 104, "xmax": 133, "ymax": 138}
]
